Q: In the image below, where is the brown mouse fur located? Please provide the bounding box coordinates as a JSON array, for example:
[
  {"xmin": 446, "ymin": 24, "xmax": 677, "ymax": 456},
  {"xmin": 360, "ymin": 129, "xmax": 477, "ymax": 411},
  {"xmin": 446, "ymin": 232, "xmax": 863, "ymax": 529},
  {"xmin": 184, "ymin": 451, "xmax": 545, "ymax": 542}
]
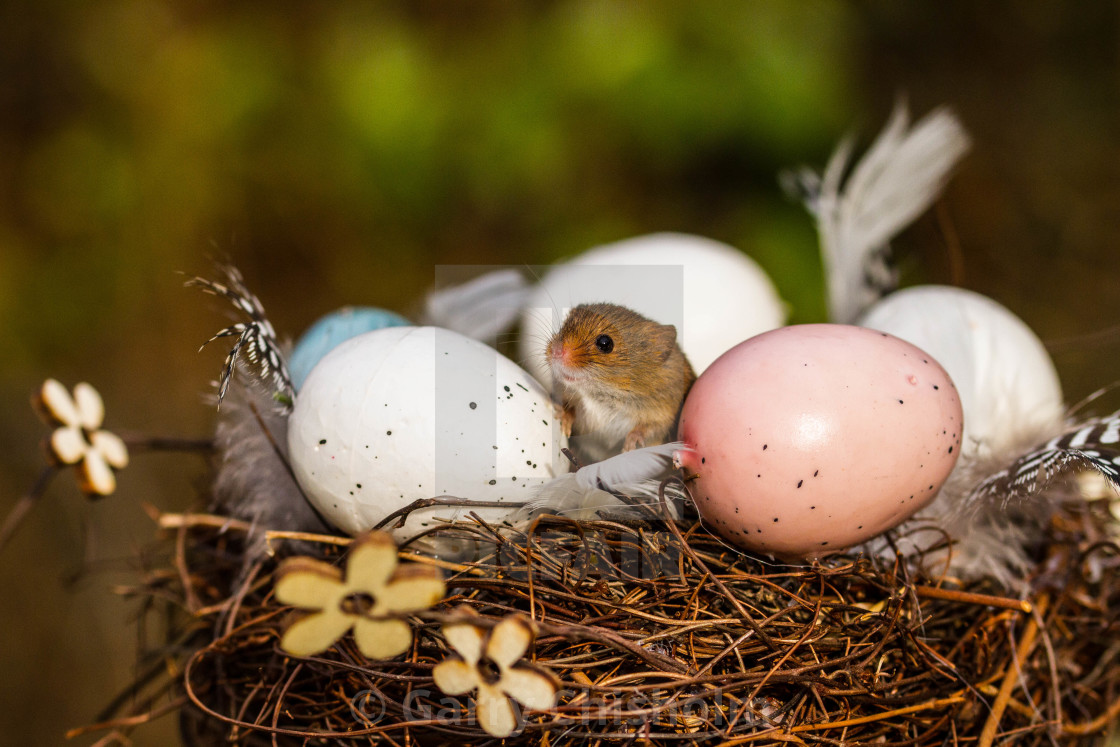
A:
[{"xmin": 546, "ymin": 303, "xmax": 695, "ymax": 463}]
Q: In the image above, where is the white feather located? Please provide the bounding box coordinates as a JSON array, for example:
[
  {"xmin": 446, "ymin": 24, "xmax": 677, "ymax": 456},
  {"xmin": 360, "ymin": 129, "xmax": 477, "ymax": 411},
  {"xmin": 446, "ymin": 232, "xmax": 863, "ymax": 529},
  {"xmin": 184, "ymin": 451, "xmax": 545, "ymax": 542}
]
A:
[
  {"xmin": 421, "ymin": 268, "xmax": 530, "ymax": 344},
  {"xmin": 795, "ymin": 102, "xmax": 971, "ymax": 324},
  {"xmin": 574, "ymin": 442, "xmax": 684, "ymax": 492},
  {"xmin": 519, "ymin": 442, "xmax": 688, "ymax": 521}
]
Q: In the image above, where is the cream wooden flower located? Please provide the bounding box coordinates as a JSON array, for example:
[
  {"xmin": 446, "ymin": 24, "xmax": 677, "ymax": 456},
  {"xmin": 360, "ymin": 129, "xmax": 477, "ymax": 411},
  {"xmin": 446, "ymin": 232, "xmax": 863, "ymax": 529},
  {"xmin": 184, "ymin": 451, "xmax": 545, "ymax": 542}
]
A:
[
  {"xmin": 433, "ymin": 612, "xmax": 558, "ymax": 737},
  {"xmin": 34, "ymin": 379, "xmax": 129, "ymax": 496},
  {"xmin": 274, "ymin": 532, "xmax": 444, "ymax": 660}
]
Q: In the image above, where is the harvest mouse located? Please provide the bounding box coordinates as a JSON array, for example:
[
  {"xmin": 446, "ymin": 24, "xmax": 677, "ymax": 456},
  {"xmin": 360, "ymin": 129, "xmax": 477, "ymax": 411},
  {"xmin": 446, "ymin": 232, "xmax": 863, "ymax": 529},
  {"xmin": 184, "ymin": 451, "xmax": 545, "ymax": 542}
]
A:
[{"xmin": 546, "ymin": 303, "xmax": 695, "ymax": 464}]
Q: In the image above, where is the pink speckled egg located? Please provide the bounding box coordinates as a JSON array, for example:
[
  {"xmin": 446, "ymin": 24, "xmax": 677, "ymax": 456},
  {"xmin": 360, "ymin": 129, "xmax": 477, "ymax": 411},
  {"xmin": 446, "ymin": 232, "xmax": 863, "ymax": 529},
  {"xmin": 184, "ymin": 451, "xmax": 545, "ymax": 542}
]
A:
[{"xmin": 676, "ymin": 324, "xmax": 963, "ymax": 559}]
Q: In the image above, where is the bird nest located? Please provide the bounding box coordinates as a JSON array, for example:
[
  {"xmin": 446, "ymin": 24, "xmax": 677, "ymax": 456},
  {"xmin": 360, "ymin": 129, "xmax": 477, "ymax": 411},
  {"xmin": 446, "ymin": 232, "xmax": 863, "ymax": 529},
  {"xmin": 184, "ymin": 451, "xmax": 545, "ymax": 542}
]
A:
[{"xmin": 79, "ymin": 483, "xmax": 1120, "ymax": 746}]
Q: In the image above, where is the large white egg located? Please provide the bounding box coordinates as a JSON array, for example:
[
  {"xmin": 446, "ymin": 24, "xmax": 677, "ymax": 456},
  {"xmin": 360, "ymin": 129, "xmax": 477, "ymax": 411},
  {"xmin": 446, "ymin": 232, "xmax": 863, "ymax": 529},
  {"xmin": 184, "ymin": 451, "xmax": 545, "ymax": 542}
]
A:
[
  {"xmin": 288, "ymin": 326, "xmax": 566, "ymax": 540},
  {"xmin": 858, "ymin": 285, "xmax": 1064, "ymax": 460},
  {"xmin": 519, "ymin": 233, "xmax": 786, "ymax": 384}
]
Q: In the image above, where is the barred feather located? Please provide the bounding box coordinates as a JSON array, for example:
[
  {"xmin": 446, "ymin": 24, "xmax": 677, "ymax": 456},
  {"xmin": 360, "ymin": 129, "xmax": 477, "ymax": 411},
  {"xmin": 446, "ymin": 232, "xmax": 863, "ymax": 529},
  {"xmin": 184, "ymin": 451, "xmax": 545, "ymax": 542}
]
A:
[
  {"xmin": 967, "ymin": 412, "xmax": 1120, "ymax": 507},
  {"xmin": 187, "ymin": 265, "xmax": 295, "ymax": 411}
]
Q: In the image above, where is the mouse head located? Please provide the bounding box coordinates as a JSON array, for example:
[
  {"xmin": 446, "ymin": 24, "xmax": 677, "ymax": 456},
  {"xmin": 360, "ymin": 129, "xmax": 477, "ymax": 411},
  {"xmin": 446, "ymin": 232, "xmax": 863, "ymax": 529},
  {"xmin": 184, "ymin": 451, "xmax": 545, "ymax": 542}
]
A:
[{"xmin": 546, "ymin": 303, "xmax": 678, "ymax": 391}]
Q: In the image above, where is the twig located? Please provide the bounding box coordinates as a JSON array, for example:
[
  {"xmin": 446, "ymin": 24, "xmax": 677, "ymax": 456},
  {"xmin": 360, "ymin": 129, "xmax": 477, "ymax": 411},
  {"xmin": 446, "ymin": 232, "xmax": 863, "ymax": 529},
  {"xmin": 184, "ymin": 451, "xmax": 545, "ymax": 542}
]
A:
[
  {"xmin": 977, "ymin": 595, "xmax": 1048, "ymax": 747},
  {"xmin": 154, "ymin": 511, "xmax": 348, "ymax": 549},
  {"xmin": 372, "ymin": 496, "xmax": 526, "ymax": 531},
  {"xmin": 1064, "ymin": 695, "xmax": 1120, "ymax": 736},
  {"xmin": 658, "ymin": 478, "xmax": 781, "ymax": 654},
  {"xmin": 915, "ymin": 584, "xmax": 1032, "ymax": 613},
  {"xmin": 156, "ymin": 511, "xmax": 254, "ymax": 533},
  {"xmin": 0, "ymin": 466, "xmax": 55, "ymax": 554},
  {"xmin": 717, "ymin": 696, "xmax": 968, "ymax": 744},
  {"xmin": 65, "ymin": 695, "xmax": 188, "ymax": 739}
]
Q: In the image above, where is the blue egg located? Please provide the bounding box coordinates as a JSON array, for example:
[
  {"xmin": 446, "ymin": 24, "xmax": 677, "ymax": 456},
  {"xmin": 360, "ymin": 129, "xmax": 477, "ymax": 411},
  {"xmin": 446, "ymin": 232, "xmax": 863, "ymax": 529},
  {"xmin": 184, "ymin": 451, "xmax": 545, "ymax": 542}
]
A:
[{"xmin": 289, "ymin": 306, "xmax": 410, "ymax": 390}]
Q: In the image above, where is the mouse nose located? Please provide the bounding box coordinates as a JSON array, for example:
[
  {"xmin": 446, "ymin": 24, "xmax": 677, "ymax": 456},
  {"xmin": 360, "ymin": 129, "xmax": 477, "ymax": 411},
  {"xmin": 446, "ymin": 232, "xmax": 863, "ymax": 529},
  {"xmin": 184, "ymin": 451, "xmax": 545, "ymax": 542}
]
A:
[{"xmin": 548, "ymin": 340, "xmax": 571, "ymax": 368}]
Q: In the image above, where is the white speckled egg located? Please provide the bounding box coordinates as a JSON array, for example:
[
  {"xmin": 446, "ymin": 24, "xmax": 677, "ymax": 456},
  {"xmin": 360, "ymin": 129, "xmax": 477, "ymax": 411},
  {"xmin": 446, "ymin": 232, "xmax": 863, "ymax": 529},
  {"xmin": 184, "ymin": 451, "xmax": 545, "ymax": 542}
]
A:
[
  {"xmin": 288, "ymin": 326, "xmax": 566, "ymax": 540},
  {"xmin": 858, "ymin": 285, "xmax": 1063, "ymax": 461},
  {"xmin": 519, "ymin": 233, "xmax": 786, "ymax": 384},
  {"xmin": 289, "ymin": 306, "xmax": 411, "ymax": 390},
  {"xmin": 676, "ymin": 324, "xmax": 963, "ymax": 559}
]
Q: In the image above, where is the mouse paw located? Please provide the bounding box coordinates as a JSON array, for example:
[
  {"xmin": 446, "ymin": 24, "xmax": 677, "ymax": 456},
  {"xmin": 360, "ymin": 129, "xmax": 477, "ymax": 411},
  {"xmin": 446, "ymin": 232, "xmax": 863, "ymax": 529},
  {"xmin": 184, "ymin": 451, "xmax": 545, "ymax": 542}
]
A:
[
  {"xmin": 623, "ymin": 429, "xmax": 649, "ymax": 452},
  {"xmin": 559, "ymin": 406, "xmax": 575, "ymax": 439}
]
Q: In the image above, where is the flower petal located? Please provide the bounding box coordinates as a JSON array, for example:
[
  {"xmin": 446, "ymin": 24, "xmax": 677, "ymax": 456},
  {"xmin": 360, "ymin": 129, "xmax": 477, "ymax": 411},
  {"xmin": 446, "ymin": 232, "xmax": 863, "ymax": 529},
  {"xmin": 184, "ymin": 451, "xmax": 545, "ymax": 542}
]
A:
[
  {"xmin": 73, "ymin": 382, "xmax": 105, "ymax": 430},
  {"xmin": 501, "ymin": 666, "xmax": 557, "ymax": 711},
  {"xmin": 50, "ymin": 427, "xmax": 88, "ymax": 465},
  {"xmin": 379, "ymin": 565, "xmax": 445, "ymax": 614},
  {"xmin": 476, "ymin": 683, "xmax": 518, "ymax": 738},
  {"xmin": 344, "ymin": 532, "xmax": 398, "ymax": 592},
  {"xmin": 36, "ymin": 379, "xmax": 80, "ymax": 426},
  {"xmin": 353, "ymin": 618, "xmax": 413, "ymax": 660},
  {"xmin": 442, "ymin": 621, "xmax": 485, "ymax": 665},
  {"xmin": 78, "ymin": 450, "xmax": 116, "ymax": 496},
  {"xmin": 280, "ymin": 609, "xmax": 354, "ymax": 656},
  {"xmin": 432, "ymin": 658, "xmax": 480, "ymax": 696},
  {"xmin": 486, "ymin": 615, "xmax": 535, "ymax": 669},
  {"xmin": 275, "ymin": 557, "xmax": 345, "ymax": 609},
  {"xmin": 91, "ymin": 430, "xmax": 129, "ymax": 469}
]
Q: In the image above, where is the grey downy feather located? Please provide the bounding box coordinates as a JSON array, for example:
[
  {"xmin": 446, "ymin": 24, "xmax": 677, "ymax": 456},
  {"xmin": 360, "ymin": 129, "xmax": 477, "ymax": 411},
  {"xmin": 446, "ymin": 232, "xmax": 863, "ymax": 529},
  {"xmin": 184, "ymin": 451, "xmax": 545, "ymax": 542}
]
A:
[{"xmin": 210, "ymin": 382, "xmax": 334, "ymax": 557}]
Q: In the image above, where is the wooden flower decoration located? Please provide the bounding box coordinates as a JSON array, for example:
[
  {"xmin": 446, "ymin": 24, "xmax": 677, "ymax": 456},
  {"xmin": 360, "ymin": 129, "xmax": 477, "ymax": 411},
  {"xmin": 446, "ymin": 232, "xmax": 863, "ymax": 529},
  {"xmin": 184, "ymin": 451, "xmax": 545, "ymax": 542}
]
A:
[
  {"xmin": 274, "ymin": 532, "xmax": 444, "ymax": 660},
  {"xmin": 34, "ymin": 379, "xmax": 129, "ymax": 496},
  {"xmin": 433, "ymin": 611, "xmax": 558, "ymax": 737}
]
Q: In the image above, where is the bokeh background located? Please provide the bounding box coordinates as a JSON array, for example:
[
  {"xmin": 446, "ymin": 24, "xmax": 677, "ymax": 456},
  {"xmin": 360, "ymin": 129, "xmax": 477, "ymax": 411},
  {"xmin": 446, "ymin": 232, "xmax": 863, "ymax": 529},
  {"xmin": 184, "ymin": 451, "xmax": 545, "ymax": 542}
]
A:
[{"xmin": 1, "ymin": 2, "xmax": 1117, "ymax": 743}]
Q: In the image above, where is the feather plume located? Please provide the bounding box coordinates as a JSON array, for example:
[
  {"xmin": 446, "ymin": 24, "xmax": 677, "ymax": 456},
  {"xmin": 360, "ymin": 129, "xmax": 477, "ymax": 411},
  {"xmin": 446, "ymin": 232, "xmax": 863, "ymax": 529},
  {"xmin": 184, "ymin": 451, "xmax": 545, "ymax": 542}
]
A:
[
  {"xmin": 786, "ymin": 102, "xmax": 971, "ymax": 323},
  {"xmin": 964, "ymin": 412, "xmax": 1120, "ymax": 508},
  {"xmin": 421, "ymin": 268, "xmax": 530, "ymax": 345},
  {"xmin": 574, "ymin": 442, "xmax": 685, "ymax": 492},
  {"xmin": 518, "ymin": 442, "xmax": 687, "ymax": 521},
  {"xmin": 187, "ymin": 265, "xmax": 295, "ymax": 411}
]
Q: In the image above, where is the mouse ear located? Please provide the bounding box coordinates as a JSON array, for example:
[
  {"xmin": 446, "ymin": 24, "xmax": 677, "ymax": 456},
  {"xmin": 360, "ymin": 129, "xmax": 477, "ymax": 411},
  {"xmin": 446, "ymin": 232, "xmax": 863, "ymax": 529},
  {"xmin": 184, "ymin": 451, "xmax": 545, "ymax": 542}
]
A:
[{"xmin": 651, "ymin": 323, "xmax": 678, "ymax": 362}]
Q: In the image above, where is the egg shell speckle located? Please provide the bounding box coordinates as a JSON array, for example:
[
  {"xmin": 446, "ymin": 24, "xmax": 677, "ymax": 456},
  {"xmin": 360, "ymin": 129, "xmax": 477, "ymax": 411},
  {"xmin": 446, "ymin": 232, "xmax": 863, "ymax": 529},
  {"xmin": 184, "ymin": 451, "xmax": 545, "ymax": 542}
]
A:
[
  {"xmin": 288, "ymin": 326, "xmax": 565, "ymax": 540},
  {"xmin": 677, "ymin": 324, "xmax": 963, "ymax": 559}
]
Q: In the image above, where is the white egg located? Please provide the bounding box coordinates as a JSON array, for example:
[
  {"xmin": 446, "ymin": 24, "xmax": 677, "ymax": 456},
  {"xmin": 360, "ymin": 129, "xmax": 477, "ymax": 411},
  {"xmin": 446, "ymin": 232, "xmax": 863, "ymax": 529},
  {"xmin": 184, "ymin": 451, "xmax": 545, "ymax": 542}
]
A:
[
  {"xmin": 288, "ymin": 326, "xmax": 566, "ymax": 540},
  {"xmin": 858, "ymin": 285, "xmax": 1064, "ymax": 461},
  {"xmin": 519, "ymin": 232, "xmax": 786, "ymax": 384}
]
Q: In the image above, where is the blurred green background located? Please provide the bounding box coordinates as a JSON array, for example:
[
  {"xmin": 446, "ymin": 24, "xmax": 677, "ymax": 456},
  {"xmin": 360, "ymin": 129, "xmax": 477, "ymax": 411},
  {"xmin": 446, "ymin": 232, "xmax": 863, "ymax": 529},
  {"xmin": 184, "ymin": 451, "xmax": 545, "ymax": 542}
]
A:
[{"xmin": 0, "ymin": 2, "xmax": 1117, "ymax": 744}]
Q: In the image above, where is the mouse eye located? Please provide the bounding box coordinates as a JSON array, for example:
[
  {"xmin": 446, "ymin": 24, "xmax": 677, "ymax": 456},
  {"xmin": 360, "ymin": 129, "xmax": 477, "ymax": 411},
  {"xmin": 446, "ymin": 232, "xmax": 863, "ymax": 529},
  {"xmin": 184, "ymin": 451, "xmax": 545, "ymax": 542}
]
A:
[{"xmin": 595, "ymin": 334, "xmax": 614, "ymax": 353}]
